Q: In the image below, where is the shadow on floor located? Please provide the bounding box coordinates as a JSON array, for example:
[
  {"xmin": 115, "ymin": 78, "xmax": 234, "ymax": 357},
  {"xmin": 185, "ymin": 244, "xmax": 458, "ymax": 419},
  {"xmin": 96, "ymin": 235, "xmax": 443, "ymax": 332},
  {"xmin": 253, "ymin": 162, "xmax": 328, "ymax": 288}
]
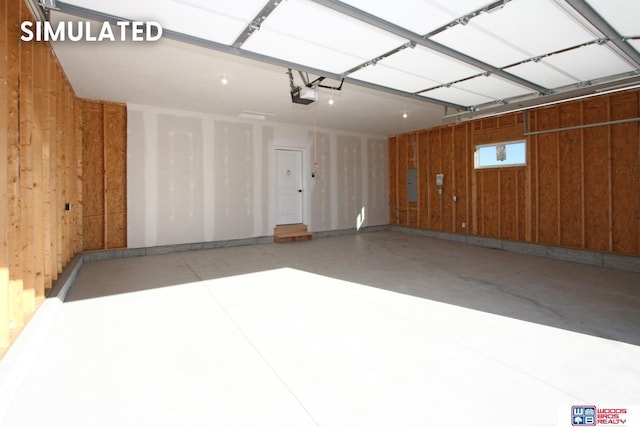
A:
[{"xmin": 60, "ymin": 232, "xmax": 640, "ymax": 346}]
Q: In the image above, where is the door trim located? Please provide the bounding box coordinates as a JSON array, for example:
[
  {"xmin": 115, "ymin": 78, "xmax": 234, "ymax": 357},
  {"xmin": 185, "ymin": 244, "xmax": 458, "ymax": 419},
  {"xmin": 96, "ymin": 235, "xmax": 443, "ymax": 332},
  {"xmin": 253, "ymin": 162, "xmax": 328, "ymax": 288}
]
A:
[{"xmin": 275, "ymin": 148, "xmax": 304, "ymax": 225}]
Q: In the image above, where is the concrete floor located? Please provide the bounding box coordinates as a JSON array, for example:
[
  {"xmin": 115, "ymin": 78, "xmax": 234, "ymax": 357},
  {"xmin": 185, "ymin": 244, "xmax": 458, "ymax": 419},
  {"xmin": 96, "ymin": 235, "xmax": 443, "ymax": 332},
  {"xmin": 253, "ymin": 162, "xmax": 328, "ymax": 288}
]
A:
[{"xmin": 0, "ymin": 231, "xmax": 639, "ymax": 426}]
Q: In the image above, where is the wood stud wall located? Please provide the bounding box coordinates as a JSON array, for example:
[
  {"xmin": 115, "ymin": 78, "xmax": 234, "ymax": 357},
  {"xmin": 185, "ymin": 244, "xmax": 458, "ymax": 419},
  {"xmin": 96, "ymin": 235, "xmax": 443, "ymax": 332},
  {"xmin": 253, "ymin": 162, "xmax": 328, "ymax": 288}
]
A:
[
  {"xmin": 81, "ymin": 101, "xmax": 127, "ymax": 251},
  {"xmin": 104, "ymin": 103, "xmax": 127, "ymax": 249},
  {"xmin": 1, "ymin": 0, "xmax": 12, "ymax": 353},
  {"xmin": 1, "ymin": 0, "xmax": 127, "ymax": 358},
  {"xmin": 1, "ymin": 0, "xmax": 77, "ymax": 355},
  {"xmin": 389, "ymin": 90, "xmax": 640, "ymax": 258}
]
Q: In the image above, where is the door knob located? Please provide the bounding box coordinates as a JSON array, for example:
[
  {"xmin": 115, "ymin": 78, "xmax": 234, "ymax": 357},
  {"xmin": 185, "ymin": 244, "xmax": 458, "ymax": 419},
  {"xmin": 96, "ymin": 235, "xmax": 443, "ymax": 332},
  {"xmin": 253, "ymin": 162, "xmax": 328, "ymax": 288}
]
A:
[{"xmin": 298, "ymin": 189, "xmax": 302, "ymax": 193}]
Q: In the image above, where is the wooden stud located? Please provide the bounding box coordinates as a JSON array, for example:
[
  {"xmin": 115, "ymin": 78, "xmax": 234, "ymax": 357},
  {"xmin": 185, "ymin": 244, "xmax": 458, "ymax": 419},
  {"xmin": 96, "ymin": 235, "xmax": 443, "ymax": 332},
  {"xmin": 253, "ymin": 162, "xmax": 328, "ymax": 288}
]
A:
[
  {"xmin": 387, "ymin": 136, "xmax": 391, "ymax": 224},
  {"xmin": 387, "ymin": 136, "xmax": 396, "ymax": 225},
  {"xmin": 580, "ymin": 103, "xmax": 586, "ymax": 249},
  {"xmin": 104, "ymin": 103, "xmax": 127, "ymax": 248},
  {"xmin": 429, "ymin": 129, "xmax": 437, "ymax": 230},
  {"xmin": 416, "ymin": 131, "xmax": 429, "ymax": 228},
  {"xmin": 583, "ymin": 98, "xmax": 610, "ymax": 252},
  {"xmin": 19, "ymin": 8, "xmax": 35, "ymax": 313},
  {"xmin": 536, "ymin": 107, "xmax": 560, "ymax": 245},
  {"xmin": 608, "ymin": 91, "xmax": 640, "ymax": 254},
  {"xmin": 515, "ymin": 168, "xmax": 520, "ymax": 241},
  {"xmin": 393, "ymin": 134, "xmax": 399, "ymax": 226},
  {"xmin": 54, "ymin": 57, "xmax": 63, "ymax": 275},
  {"xmin": 57, "ymin": 75, "xmax": 65, "ymax": 264},
  {"xmin": 524, "ymin": 114, "xmax": 532, "ymax": 242},
  {"xmin": 74, "ymin": 98, "xmax": 83, "ymax": 254},
  {"xmin": 415, "ymin": 132, "xmax": 421, "ymax": 228},
  {"xmin": 557, "ymin": 103, "xmax": 581, "ymax": 249},
  {"xmin": 32, "ymin": 40, "xmax": 45, "ymax": 297},
  {"xmin": 556, "ymin": 126, "xmax": 561, "ymax": 246},
  {"xmin": 396, "ymin": 134, "xmax": 407, "ymax": 227},
  {"xmin": 41, "ymin": 44, "xmax": 52, "ymax": 289},
  {"xmin": 62, "ymin": 78, "xmax": 72, "ymax": 265},
  {"xmin": 48, "ymin": 49, "xmax": 59, "ymax": 280},
  {"xmin": 66, "ymin": 82, "xmax": 75, "ymax": 262},
  {"xmin": 436, "ymin": 128, "xmax": 442, "ymax": 230},
  {"xmin": 417, "ymin": 130, "xmax": 428, "ymax": 228},
  {"xmin": 1, "ymin": 0, "xmax": 86, "ymax": 358},
  {"xmin": 47, "ymin": 48, "xmax": 55, "ymax": 281},
  {"xmin": 7, "ymin": 0, "xmax": 24, "ymax": 332},
  {"xmin": 465, "ymin": 124, "xmax": 471, "ymax": 234},
  {"xmin": 470, "ymin": 124, "xmax": 478, "ymax": 236},
  {"xmin": 0, "ymin": 0, "xmax": 10, "ymax": 351},
  {"xmin": 59, "ymin": 72, "xmax": 67, "ymax": 266},
  {"xmin": 533, "ymin": 113, "xmax": 540, "ymax": 243},
  {"xmin": 82, "ymin": 101, "xmax": 105, "ymax": 250},
  {"xmin": 441, "ymin": 128, "xmax": 453, "ymax": 232},
  {"xmin": 478, "ymin": 172, "xmax": 484, "ymax": 236},
  {"xmin": 497, "ymin": 169, "xmax": 502, "ymax": 238},
  {"xmin": 607, "ymin": 96, "xmax": 613, "ymax": 252},
  {"xmin": 102, "ymin": 102, "xmax": 108, "ymax": 248},
  {"xmin": 451, "ymin": 126, "xmax": 458, "ymax": 233}
]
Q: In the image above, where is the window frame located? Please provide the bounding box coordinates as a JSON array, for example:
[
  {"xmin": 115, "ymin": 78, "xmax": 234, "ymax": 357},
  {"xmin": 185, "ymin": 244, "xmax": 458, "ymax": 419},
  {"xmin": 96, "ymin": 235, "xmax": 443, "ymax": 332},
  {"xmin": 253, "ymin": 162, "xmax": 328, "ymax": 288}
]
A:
[{"xmin": 474, "ymin": 139, "xmax": 527, "ymax": 170}]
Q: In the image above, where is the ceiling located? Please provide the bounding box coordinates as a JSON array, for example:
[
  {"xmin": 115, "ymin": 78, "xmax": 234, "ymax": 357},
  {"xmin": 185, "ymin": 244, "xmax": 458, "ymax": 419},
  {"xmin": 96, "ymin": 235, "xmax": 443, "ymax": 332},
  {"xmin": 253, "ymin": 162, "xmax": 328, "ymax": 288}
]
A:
[{"xmin": 45, "ymin": 0, "xmax": 640, "ymax": 135}]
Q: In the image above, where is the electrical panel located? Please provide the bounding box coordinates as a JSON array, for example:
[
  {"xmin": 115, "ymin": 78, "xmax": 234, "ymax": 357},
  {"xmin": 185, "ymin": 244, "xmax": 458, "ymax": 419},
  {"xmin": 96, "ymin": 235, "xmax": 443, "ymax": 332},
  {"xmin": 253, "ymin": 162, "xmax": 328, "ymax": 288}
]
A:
[{"xmin": 407, "ymin": 169, "xmax": 417, "ymax": 202}]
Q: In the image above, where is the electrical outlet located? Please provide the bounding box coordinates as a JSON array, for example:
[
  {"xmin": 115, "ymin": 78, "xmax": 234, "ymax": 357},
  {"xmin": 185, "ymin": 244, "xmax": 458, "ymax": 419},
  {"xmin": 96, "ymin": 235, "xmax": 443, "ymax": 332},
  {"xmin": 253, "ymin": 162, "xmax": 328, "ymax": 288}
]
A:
[{"xmin": 461, "ymin": 222, "xmax": 467, "ymax": 229}]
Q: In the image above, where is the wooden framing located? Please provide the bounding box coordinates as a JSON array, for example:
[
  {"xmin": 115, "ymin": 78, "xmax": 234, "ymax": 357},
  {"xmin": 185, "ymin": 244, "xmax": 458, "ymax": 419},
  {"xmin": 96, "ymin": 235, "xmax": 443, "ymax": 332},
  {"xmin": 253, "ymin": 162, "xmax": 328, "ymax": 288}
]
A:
[
  {"xmin": 7, "ymin": 0, "xmax": 24, "ymax": 334},
  {"xmin": 389, "ymin": 91, "xmax": 640, "ymax": 257},
  {"xmin": 32, "ymin": 38, "xmax": 45, "ymax": 298},
  {"xmin": 1, "ymin": 0, "xmax": 10, "ymax": 350},
  {"xmin": 73, "ymin": 98, "xmax": 84, "ymax": 254},
  {"xmin": 104, "ymin": 103, "xmax": 127, "ymax": 249},
  {"xmin": 80, "ymin": 100, "xmax": 127, "ymax": 251},
  {"xmin": 19, "ymin": 1, "xmax": 35, "ymax": 312},
  {"xmin": 0, "ymin": 0, "xmax": 128, "ymax": 359},
  {"xmin": 388, "ymin": 135, "xmax": 398, "ymax": 224}
]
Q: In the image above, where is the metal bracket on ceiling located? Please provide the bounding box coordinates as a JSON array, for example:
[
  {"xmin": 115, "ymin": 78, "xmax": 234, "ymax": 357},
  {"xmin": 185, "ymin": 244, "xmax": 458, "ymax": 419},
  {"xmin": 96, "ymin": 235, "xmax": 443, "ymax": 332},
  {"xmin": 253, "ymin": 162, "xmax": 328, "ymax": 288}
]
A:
[
  {"xmin": 310, "ymin": 73, "xmax": 344, "ymax": 91},
  {"xmin": 25, "ymin": 0, "xmax": 55, "ymax": 21},
  {"xmin": 343, "ymin": 41, "xmax": 416, "ymax": 77},
  {"xmin": 426, "ymin": 0, "xmax": 511, "ymax": 37},
  {"xmin": 415, "ymin": 70, "xmax": 492, "ymax": 96},
  {"xmin": 39, "ymin": 0, "xmax": 57, "ymax": 9},
  {"xmin": 232, "ymin": 0, "xmax": 282, "ymax": 49},
  {"xmin": 311, "ymin": 0, "xmax": 548, "ymax": 96},
  {"xmin": 564, "ymin": 0, "xmax": 640, "ymax": 69},
  {"xmin": 288, "ymin": 69, "xmax": 344, "ymax": 91},
  {"xmin": 298, "ymin": 70, "xmax": 310, "ymax": 87},
  {"xmin": 287, "ymin": 69, "xmax": 298, "ymax": 92},
  {"xmin": 499, "ymin": 38, "xmax": 609, "ymax": 75}
]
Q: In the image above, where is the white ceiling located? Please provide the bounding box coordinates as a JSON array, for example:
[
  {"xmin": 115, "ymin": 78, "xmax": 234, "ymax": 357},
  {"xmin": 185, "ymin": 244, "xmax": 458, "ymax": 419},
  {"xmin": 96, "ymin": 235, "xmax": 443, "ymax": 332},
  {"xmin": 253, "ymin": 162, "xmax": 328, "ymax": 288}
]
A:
[{"xmin": 47, "ymin": 0, "xmax": 640, "ymax": 135}]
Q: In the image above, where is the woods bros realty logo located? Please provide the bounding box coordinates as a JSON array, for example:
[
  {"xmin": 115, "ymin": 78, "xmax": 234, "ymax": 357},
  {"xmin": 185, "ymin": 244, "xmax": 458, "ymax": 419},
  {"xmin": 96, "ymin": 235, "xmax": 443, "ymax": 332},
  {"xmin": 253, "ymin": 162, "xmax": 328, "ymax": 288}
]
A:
[
  {"xmin": 572, "ymin": 405, "xmax": 630, "ymax": 425},
  {"xmin": 20, "ymin": 20, "xmax": 163, "ymax": 42}
]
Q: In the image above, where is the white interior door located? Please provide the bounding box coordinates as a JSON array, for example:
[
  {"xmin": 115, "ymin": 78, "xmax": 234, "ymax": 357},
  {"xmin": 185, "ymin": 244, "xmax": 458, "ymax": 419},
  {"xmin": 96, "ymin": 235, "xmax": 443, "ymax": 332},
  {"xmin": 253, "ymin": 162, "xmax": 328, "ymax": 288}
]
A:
[{"xmin": 276, "ymin": 149, "xmax": 303, "ymax": 225}]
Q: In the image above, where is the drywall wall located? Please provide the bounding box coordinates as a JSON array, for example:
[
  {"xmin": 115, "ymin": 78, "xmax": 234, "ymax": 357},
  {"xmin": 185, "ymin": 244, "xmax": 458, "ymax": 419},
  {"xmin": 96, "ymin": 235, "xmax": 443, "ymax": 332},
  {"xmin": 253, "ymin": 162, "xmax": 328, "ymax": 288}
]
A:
[{"xmin": 127, "ymin": 104, "xmax": 388, "ymax": 248}]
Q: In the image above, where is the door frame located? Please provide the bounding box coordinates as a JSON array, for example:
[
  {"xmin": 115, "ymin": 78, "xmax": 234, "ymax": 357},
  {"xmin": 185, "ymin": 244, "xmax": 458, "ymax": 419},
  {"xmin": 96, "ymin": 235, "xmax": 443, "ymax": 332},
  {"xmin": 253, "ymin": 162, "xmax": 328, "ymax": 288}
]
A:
[{"xmin": 274, "ymin": 147, "xmax": 306, "ymax": 226}]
